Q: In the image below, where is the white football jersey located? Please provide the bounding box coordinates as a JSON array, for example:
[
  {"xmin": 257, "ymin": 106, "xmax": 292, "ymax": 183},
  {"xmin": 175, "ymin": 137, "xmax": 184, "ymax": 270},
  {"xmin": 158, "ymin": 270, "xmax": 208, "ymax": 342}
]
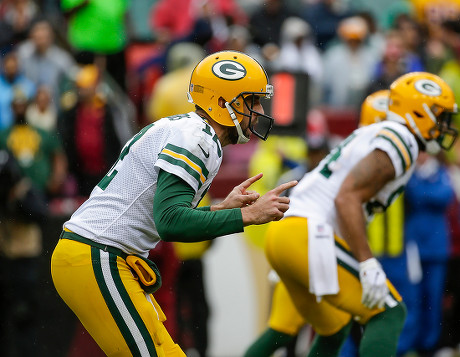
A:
[
  {"xmin": 65, "ymin": 112, "xmax": 223, "ymax": 257},
  {"xmin": 286, "ymin": 120, "xmax": 419, "ymax": 237}
]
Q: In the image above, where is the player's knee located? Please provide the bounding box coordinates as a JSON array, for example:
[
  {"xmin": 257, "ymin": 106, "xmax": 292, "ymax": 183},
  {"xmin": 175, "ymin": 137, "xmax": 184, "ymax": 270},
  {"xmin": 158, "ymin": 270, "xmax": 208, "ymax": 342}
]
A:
[
  {"xmin": 371, "ymin": 301, "xmax": 407, "ymax": 332},
  {"xmin": 390, "ymin": 301, "xmax": 407, "ymax": 330}
]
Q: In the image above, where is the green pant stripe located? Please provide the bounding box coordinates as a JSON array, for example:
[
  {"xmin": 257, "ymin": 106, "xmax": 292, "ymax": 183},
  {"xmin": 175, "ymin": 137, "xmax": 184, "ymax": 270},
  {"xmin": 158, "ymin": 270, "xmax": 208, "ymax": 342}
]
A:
[
  {"xmin": 108, "ymin": 253, "xmax": 158, "ymax": 357},
  {"xmin": 334, "ymin": 242, "xmax": 402, "ymax": 304},
  {"xmin": 91, "ymin": 247, "xmax": 143, "ymax": 357},
  {"xmin": 336, "ymin": 258, "xmax": 359, "ymax": 278}
]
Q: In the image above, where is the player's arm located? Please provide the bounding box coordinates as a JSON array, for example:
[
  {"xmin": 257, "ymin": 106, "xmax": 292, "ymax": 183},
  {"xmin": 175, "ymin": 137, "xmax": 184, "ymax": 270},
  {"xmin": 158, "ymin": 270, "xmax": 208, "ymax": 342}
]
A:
[
  {"xmin": 154, "ymin": 170, "xmax": 296, "ymax": 242},
  {"xmin": 153, "ymin": 169, "xmax": 243, "ymax": 242},
  {"xmin": 334, "ymin": 149, "xmax": 395, "ymax": 262}
]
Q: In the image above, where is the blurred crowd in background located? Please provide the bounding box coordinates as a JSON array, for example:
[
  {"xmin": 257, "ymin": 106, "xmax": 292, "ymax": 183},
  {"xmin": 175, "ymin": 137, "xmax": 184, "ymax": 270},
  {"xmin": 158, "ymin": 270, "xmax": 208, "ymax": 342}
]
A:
[{"xmin": 1, "ymin": 0, "xmax": 460, "ymax": 356}]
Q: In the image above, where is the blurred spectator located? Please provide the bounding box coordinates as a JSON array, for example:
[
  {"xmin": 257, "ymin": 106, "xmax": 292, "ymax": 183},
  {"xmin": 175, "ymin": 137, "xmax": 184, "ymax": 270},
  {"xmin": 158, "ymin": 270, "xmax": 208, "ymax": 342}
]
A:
[
  {"xmin": 439, "ymin": 162, "xmax": 460, "ymax": 354},
  {"xmin": 380, "ymin": 0, "xmax": 414, "ymax": 31},
  {"xmin": 271, "ymin": 17, "xmax": 323, "ymax": 83},
  {"xmin": 301, "ymin": 0, "xmax": 353, "ymax": 51},
  {"xmin": 366, "ymin": 29, "xmax": 424, "ymax": 95},
  {"xmin": 409, "ymin": 0, "xmax": 460, "ymax": 38},
  {"xmin": 0, "ymin": 89, "xmax": 67, "ymax": 356},
  {"xmin": 357, "ymin": 11, "xmax": 386, "ymax": 59},
  {"xmin": 139, "ymin": 0, "xmax": 245, "ymax": 109},
  {"xmin": 173, "ymin": 235, "xmax": 212, "ymax": 357},
  {"xmin": 321, "ymin": 16, "xmax": 378, "ymax": 109},
  {"xmin": 0, "ymin": 50, "xmax": 36, "ymax": 130},
  {"xmin": 403, "ymin": 152, "xmax": 455, "ymax": 356},
  {"xmin": 248, "ymin": 0, "xmax": 297, "ymax": 62},
  {"xmin": 150, "ymin": 0, "xmax": 246, "ymax": 51},
  {"xmin": 244, "ymin": 133, "xmax": 308, "ymax": 250},
  {"xmin": 1, "ymin": 0, "xmax": 40, "ymax": 46},
  {"xmin": 269, "ymin": 16, "xmax": 324, "ymax": 107},
  {"xmin": 57, "ymin": 65, "xmax": 122, "ymax": 196},
  {"xmin": 147, "ymin": 42, "xmax": 205, "ymax": 122},
  {"xmin": 16, "ymin": 19, "xmax": 79, "ymax": 107},
  {"xmin": 25, "ymin": 85, "xmax": 57, "ymax": 132},
  {"xmin": 224, "ymin": 24, "xmax": 263, "ymax": 66},
  {"xmin": 393, "ymin": 14, "xmax": 426, "ymax": 68},
  {"xmin": 439, "ymin": 20, "xmax": 460, "ymax": 126},
  {"xmin": 61, "ymin": 0, "xmax": 130, "ymax": 90},
  {"xmin": 146, "ymin": 241, "xmax": 181, "ymax": 342}
]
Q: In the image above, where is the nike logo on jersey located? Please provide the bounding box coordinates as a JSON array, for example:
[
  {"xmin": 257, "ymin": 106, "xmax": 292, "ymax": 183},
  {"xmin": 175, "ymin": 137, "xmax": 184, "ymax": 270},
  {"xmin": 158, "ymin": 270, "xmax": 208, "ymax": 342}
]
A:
[{"xmin": 198, "ymin": 144, "xmax": 210, "ymax": 158}]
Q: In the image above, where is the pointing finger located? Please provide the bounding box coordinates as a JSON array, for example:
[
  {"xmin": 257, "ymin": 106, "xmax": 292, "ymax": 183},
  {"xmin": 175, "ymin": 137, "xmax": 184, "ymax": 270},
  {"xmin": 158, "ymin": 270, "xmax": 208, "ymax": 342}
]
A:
[
  {"xmin": 272, "ymin": 180, "xmax": 298, "ymax": 195},
  {"xmin": 239, "ymin": 173, "xmax": 263, "ymax": 190}
]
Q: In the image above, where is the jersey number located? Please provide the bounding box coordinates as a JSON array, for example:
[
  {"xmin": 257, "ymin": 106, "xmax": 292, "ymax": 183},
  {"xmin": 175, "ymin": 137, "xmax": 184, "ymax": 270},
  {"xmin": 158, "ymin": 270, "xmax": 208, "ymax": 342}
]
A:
[
  {"xmin": 97, "ymin": 123, "xmax": 153, "ymax": 190},
  {"xmin": 319, "ymin": 133, "xmax": 356, "ymax": 178}
]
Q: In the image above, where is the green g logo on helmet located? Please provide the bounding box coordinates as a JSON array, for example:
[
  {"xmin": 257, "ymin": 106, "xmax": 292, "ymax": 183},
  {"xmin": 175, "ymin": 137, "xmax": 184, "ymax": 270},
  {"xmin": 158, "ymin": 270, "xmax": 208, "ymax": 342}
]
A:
[
  {"xmin": 414, "ymin": 79, "xmax": 442, "ymax": 96},
  {"xmin": 212, "ymin": 60, "xmax": 247, "ymax": 81}
]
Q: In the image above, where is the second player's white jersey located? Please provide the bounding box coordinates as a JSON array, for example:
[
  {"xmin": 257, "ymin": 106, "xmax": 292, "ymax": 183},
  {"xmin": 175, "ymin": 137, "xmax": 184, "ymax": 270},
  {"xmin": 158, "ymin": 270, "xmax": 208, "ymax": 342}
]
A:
[
  {"xmin": 286, "ymin": 120, "xmax": 419, "ymax": 237},
  {"xmin": 65, "ymin": 112, "xmax": 223, "ymax": 257}
]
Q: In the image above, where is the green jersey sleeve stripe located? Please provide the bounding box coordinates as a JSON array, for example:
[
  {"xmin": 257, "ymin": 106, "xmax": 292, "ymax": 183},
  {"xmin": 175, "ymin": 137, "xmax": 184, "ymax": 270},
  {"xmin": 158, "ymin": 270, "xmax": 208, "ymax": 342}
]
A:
[
  {"xmin": 383, "ymin": 127, "xmax": 413, "ymax": 165},
  {"xmin": 376, "ymin": 135, "xmax": 407, "ymax": 172},
  {"xmin": 164, "ymin": 143, "xmax": 209, "ymax": 177},
  {"xmin": 158, "ymin": 153, "xmax": 203, "ymax": 189}
]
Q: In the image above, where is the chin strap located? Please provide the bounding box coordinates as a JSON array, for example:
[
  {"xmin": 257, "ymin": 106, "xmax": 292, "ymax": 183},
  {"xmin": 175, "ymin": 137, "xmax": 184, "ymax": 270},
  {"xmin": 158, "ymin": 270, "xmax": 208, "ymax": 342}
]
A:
[{"xmin": 225, "ymin": 102, "xmax": 249, "ymax": 144}]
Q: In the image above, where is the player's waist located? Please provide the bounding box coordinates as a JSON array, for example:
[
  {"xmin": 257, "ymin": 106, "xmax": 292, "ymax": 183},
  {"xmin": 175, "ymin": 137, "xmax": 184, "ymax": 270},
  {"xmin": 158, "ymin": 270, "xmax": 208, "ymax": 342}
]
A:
[{"xmin": 60, "ymin": 229, "xmax": 128, "ymax": 260}]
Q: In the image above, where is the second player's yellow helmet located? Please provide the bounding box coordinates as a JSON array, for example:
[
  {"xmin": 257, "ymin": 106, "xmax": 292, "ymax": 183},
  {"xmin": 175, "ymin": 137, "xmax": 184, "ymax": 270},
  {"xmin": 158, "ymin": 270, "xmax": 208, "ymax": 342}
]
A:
[
  {"xmin": 188, "ymin": 50, "xmax": 274, "ymax": 143},
  {"xmin": 359, "ymin": 90, "xmax": 389, "ymax": 127},
  {"xmin": 388, "ymin": 72, "xmax": 458, "ymax": 153}
]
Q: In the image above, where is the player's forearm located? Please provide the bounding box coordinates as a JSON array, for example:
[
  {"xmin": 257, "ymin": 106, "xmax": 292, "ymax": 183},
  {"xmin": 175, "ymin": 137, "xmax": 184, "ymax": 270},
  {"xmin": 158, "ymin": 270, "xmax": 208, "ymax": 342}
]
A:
[
  {"xmin": 335, "ymin": 194, "xmax": 373, "ymax": 262},
  {"xmin": 153, "ymin": 169, "xmax": 243, "ymax": 242},
  {"xmin": 155, "ymin": 203, "xmax": 243, "ymax": 242}
]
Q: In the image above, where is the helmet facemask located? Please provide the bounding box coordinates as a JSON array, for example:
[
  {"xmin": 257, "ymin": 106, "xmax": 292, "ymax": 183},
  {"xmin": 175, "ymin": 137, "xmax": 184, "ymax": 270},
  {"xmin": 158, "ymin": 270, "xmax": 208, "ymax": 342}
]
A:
[
  {"xmin": 431, "ymin": 105, "xmax": 458, "ymax": 150},
  {"xmin": 225, "ymin": 85, "xmax": 274, "ymax": 143},
  {"xmin": 410, "ymin": 102, "xmax": 459, "ymax": 154}
]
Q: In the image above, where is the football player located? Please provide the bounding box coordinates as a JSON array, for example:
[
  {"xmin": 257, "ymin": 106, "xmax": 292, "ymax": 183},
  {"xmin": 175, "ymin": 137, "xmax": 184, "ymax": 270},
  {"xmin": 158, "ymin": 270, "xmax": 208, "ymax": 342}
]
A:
[
  {"xmin": 244, "ymin": 89, "xmax": 390, "ymax": 356},
  {"xmin": 248, "ymin": 72, "xmax": 458, "ymax": 357},
  {"xmin": 358, "ymin": 89, "xmax": 389, "ymax": 127},
  {"xmin": 50, "ymin": 51, "xmax": 297, "ymax": 356}
]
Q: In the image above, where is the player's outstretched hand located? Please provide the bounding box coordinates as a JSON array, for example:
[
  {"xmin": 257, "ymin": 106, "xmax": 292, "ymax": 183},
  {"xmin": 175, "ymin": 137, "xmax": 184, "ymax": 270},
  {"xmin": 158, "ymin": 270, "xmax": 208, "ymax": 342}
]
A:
[
  {"xmin": 241, "ymin": 180, "xmax": 298, "ymax": 226},
  {"xmin": 212, "ymin": 173, "xmax": 264, "ymax": 211}
]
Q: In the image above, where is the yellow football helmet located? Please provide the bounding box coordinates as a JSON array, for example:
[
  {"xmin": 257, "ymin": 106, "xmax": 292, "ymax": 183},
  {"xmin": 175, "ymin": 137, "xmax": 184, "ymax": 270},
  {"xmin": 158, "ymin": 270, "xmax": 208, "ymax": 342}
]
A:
[
  {"xmin": 388, "ymin": 72, "xmax": 458, "ymax": 153},
  {"xmin": 188, "ymin": 50, "xmax": 274, "ymax": 143},
  {"xmin": 359, "ymin": 90, "xmax": 389, "ymax": 127}
]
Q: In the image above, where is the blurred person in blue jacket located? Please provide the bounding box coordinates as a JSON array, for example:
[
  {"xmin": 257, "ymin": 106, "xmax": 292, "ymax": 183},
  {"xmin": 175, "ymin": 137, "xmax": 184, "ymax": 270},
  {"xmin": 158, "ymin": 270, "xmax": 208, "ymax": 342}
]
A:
[{"xmin": 403, "ymin": 151, "xmax": 455, "ymax": 356}]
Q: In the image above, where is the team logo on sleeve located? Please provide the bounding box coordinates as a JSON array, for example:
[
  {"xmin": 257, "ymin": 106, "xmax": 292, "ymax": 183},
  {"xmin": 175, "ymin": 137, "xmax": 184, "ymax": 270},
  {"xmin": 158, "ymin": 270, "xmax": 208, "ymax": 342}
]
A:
[
  {"xmin": 414, "ymin": 79, "xmax": 442, "ymax": 96},
  {"xmin": 212, "ymin": 60, "xmax": 247, "ymax": 80}
]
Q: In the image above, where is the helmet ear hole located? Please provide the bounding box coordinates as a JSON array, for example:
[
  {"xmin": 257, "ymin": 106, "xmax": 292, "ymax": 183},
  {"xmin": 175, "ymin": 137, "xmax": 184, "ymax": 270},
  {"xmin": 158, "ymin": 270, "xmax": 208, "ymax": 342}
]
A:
[{"xmin": 218, "ymin": 97, "xmax": 226, "ymax": 108}]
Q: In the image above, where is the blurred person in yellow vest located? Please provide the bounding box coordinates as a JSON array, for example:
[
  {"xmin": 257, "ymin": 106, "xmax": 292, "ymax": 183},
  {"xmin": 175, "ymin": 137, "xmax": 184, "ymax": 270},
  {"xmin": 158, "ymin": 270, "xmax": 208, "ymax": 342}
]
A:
[
  {"xmin": 245, "ymin": 136, "xmax": 308, "ymax": 249},
  {"xmin": 147, "ymin": 42, "xmax": 206, "ymax": 122},
  {"xmin": 244, "ymin": 134, "xmax": 307, "ymax": 335}
]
